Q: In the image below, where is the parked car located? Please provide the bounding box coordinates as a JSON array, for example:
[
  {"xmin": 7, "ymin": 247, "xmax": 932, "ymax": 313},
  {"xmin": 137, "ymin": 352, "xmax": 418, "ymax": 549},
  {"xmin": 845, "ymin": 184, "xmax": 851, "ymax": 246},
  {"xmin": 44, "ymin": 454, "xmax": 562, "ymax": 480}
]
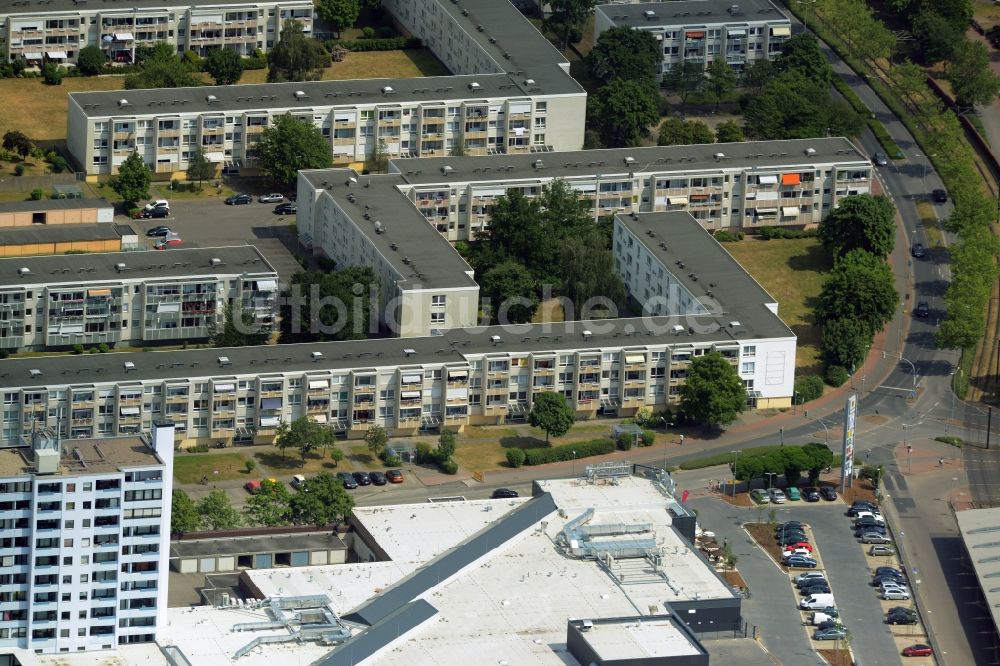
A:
[
  {"xmin": 815, "ymin": 619, "xmax": 842, "ymax": 631},
  {"xmin": 783, "ymin": 547, "xmax": 813, "ymax": 559},
  {"xmin": 154, "ymin": 235, "xmax": 182, "ymax": 249},
  {"xmin": 814, "ymin": 626, "xmax": 848, "ymax": 640},
  {"xmin": 337, "ymin": 472, "xmax": 358, "ymax": 489},
  {"xmin": 879, "ymin": 581, "xmax": 910, "ymax": 594},
  {"xmin": 143, "ymin": 199, "xmax": 169, "ymax": 212},
  {"xmin": 352, "ymin": 471, "xmax": 371, "ymax": 486},
  {"xmin": 848, "ymin": 501, "xmax": 878, "ymax": 516},
  {"xmin": 795, "ymin": 572, "xmax": 827, "ymax": 586},
  {"xmin": 778, "ymin": 535, "xmax": 809, "ymax": 547},
  {"xmin": 910, "ymin": 243, "xmax": 926, "ymax": 258},
  {"xmin": 370, "ymin": 471, "xmax": 387, "ymax": 486},
  {"xmin": 800, "ymin": 593, "xmax": 835, "ymax": 610},
  {"xmin": 786, "ymin": 541, "xmax": 814, "ymax": 552},
  {"xmin": 887, "ymin": 610, "xmax": 918, "ymax": 625},
  {"xmin": 146, "ymin": 225, "xmax": 172, "ymax": 238},
  {"xmin": 491, "ymin": 488, "xmax": 518, "ymax": 499},
  {"xmin": 291, "ymin": 474, "xmax": 306, "ymax": 489},
  {"xmin": 786, "ymin": 486, "xmax": 801, "ymax": 501},
  {"xmin": 785, "ymin": 555, "xmax": 818, "ymax": 568},
  {"xmin": 902, "ymin": 644, "xmax": 933, "ymax": 657},
  {"xmin": 854, "ymin": 525, "xmax": 887, "ymax": 538},
  {"xmin": 750, "ymin": 488, "xmax": 770, "ymax": 504},
  {"xmin": 873, "ymin": 574, "xmax": 906, "ymax": 587},
  {"xmin": 776, "ymin": 521, "xmax": 807, "ymax": 531},
  {"xmin": 386, "ymin": 469, "xmax": 404, "ymax": 483},
  {"xmin": 769, "ymin": 488, "xmax": 787, "ymax": 504},
  {"xmin": 259, "ymin": 193, "xmax": 284, "ymax": 203},
  {"xmin": 883, "ymin": 588, "xmax": 912, "ymax": 600},
  {"xmin": 244, "ymin": 479, "xmax": 262, "ymax": 494},
  {"xmin": 854, "ymin": 510, "xmax": 885, "ymax": 524},
  {"xmin": 869, "ymin": 545, "xmax": 896, "ymax": 556},
  {"xmin": 274, "ymin": 202, "xmax": 297, "ymax": 215},
  {"xmin": 776, "ymin": 529, "xmax": 808, "ymax": 541},
  {"xmin": 802, "ymin": 487, "xmax": 821, "ymax": 502},
  {"xmin": 931, "ymin": 189, "xmax": 948, "ymax": 203},
  {"xmin": 876, "ymin": 566, "xmax": 904, "ymax": 577},
  {"xmin": 820, "ymin": 486, "xmax": 837, "ymax": 501},
  {"xmin": 872, "ymin": 152, "xmax": 889, "ymax": 166},
  {"xmin": 861, "ymin": 532, "xmax": 892, "ymax": 544},
  {"xmin": 137, "ymin": 207, "xmax": 169, "ymax": 219},
  {"xmin": 915, "ymin": 301, "xmax": 930, "ymax": 318},
  {"xmin": 800, "ymin": 582, "xmax": 832, "ymax": 595},
  {"xmin": 225, "ymin": 193, "xmax": 253, "ymax": 205}
]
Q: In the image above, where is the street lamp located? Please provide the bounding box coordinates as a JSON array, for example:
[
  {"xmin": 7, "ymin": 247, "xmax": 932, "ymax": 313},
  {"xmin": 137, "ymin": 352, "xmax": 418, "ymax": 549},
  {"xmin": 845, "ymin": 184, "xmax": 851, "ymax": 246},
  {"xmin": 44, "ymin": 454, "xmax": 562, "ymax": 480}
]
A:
[
  {"xmin": 572, "ymin": 450, "xmax": 577, "ymax": 477},
  {"xmin": 779, "ymin": 427, "xmax": 784, "ymax": 447},
  {"xmin": 793, "ymin": 391, "xmax": 800, "ymax": 414},
  {"xmin": 882, "ymin": 350, "xmax": 917, "ymax": 396},
  {"xmin": 765, "ymin": 471, "xmax": 777, "ymax": 491},
  {"xmin": 731, "ymin": 450, "xmax": 740, "ymax": 496}
]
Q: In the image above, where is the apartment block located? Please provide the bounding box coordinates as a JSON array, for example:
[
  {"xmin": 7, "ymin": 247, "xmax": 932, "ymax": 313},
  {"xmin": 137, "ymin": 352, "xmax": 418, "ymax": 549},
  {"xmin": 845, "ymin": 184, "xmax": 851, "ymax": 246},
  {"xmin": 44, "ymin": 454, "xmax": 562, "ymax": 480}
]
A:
[
  {"xmin": 594, "ymin": 0, "xmax": 792, "ymax": 75},
  {"xmin": 0, "ymin": 0, "xmax": 312, "ymax": 66},
  {"xmin": 0, "ymin": 246, "xmax": 278, "ymax": 352},
  {"xmin": 66, "ymin": 0, "xmax": 586, "ymax": 177},
  {"xmin": 0, "ymin": 210, "xmax": 793, "ymax": 449},
  {"xmin": 388, "ymin": 137, "xmax": 873, "ymax": 241},
  {"xmin": 0, "ymin": 421, "xmax": 174, "ymax": 654},
  {"xmin": 296, "ymin": 170, "xmax": 479, "ymax": 339}
]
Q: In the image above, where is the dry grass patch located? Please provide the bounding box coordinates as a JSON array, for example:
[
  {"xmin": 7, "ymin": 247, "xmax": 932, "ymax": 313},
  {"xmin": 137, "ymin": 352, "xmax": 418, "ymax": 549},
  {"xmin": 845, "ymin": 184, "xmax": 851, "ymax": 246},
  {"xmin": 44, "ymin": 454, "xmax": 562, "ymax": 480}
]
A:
[
  {"xmin": 233, "ymin": 49, "xmax": 448, "ymax": 85},
  {"xmin": 532, "ymin": 297, "xmax": 565, "ymax": 323},
  {"xmin": 173, "ymin": 452, "xmax": 252, "ymax": 484},
  {"xmin": 818, "ymin": 649, "xmax": 854, "ymax": 666},
  {"xmin": 0, "ymin": 76, "xmax": 125, "ymax": 142},
  {"xmin": 915, "ymin": 202, "xmax": 944, "ymax": 249},
  {"xmin": 254, "ymin": 449, "xmax": 343, "ymax": 474},
  {"xmin": 724, "ymin": 238, "xmax": 832, "ymax": 373}
]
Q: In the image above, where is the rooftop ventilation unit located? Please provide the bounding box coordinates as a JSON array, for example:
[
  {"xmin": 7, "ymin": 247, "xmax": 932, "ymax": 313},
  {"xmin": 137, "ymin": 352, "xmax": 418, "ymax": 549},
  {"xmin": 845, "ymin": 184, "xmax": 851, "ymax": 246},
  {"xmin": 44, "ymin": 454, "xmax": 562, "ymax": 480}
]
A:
[
  {"xmin": 582, "ymin": 329, "xmax": 592, "ymax": 339},
  {"xmin": 210, "ymin": 257, "xmax": 222, "ymax": 267},
  {"xmin": 374, "ymin": 221, "xmax": 385, "ymax": 234},
  {"xmin": 714, "ymin": 152, "xmax": 725, "ymax": 161},
  {"xmin": 490, "ymin": 335, "xmax": 502, "ymax": 345},
  {"xmin": 402, "ymin": 257, "xmax": 411, "ymax": 264},
  {"xmin": 729, "ymin": 321, "xmax": 742, "ymax": 328},
  {"xmin": 468, "ymin": 82, "xmax": 481, "ymax": 91},
  {"xmin": 117, "ymin": 98, "xmax": 129, "ymax": 108},
  {"xmin": 441, "ymin": 165, "xmax": 454, "ymax": 175},
  {"xmin": 524, "ymin": 78, "xmax": 535, "ymax": 86},
  {"xmin": 17, "ymin": 267, "xmax": 30, "ymax": 277},
  {"xmin": 311, "ymin": 351, "xmax": 323, "ymax": 362},
  {"xmin": 218, "ymin": 356, "xmax": 231, "ymax": 367},
  {"xmin": 29, "ymin": 368, "xmax": 42, "ymax": 378},
  {"xmin": 728, "ymin": 4, "xmax": 741, "ymax": 13},
  {"xmin": 533, "ymin": 159, "xmax": 544, "ymax": 169},
  {"xmin": 381, "ymin": 86, "xmax": 393, "ymax": 95},
  {"xmin": 294, "ymin": 90, "xmax": 307, "ymax": 100},
  {"xmin": 206, "ymin": 94, "xmax": 218, "ymax": 103},
  {"xmin": 672, "ymin": 324, "xmax": 685, "ymax": 334},
  {"xmin": 114, "ymin": 262, "xmax": 126, "ymax": 272},
  {"xmin": 623, "ymin": 156, "xmax": 636, "ymax": 165},
  {"xmin": 805, "ymin": 147, "xmax": 817, "ymax": 156},
  {"xmin": 476, "ymin": 24, "xmax": 485, "ymax": 32},
  {"xmin": 124, "ymin": 361, "xmax": 136, "ymax": 372},
  {"xmin": 644, "ymin": 9, "xmax": 657, "ymax": 19},
  {"xmin": 403, "ymin": 348, "xmax": 416, "ymax": 357}
]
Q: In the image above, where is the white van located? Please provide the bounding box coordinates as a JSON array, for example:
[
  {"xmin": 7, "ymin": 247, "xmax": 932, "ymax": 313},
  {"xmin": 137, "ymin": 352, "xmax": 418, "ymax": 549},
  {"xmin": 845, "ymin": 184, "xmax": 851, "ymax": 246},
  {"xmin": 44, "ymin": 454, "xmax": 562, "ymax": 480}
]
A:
[
  {"xmin": 291, "ymin": 474, "xmax": 306, "ymax": 489},
  {"xmin": 800, "ymin": 593, "xmax": 835, "ymax": 610},
  {"xmin": 810, "ymin": 612, "xmax": 838, "ymax": 626}
]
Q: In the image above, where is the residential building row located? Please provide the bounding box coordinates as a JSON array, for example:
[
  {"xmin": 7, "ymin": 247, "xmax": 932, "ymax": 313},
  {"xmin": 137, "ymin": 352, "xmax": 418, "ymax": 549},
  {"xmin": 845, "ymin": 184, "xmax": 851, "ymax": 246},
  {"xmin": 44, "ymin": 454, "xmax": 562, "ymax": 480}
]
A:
[
  {"xmin": 0, "ymin": 246, "xmax": 278, "ymax": 352},
  {"xmin": 66, "ymin": 0, "xmax": 586, "ymax": 177},
  {"xmin": 595, "ymin": 0, "xmax": 793, "ymax": 75},
  {"xmin": 0, "ymin": 0, "xmax": 312, "ymax": 66},
  {"xmin": 0, "ymin": 210, "xmax": 794, "ymax": 450},
  {"xmin": 387, "ymin": 137, "xmax": 873, "ymax": 241},
  {"xmin": 0, "ymin": 421, "xmax": 174, "ymax": 655}
]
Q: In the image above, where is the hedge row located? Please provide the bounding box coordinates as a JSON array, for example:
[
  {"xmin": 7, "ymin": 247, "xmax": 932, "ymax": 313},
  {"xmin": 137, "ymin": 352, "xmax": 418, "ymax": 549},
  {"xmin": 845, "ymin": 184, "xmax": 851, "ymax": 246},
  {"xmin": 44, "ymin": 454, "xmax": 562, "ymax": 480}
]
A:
[
  {"xmin": 832, "ymin": 77, "xmax": 903, "ymax": 159},
  {"xmin": 325, "ymin": 37, "xmax": 421, "ymax": 52},
  {"xmin": 678, "ymin": 444, "xmax": 788, "ymax": 471},
  {"xmin": 756, "ymin": 226, "xmax": 818, "ymax": 240},
  {"xmin": 523, "ymin": 438, "xmax": 615, "ymax": 466}
]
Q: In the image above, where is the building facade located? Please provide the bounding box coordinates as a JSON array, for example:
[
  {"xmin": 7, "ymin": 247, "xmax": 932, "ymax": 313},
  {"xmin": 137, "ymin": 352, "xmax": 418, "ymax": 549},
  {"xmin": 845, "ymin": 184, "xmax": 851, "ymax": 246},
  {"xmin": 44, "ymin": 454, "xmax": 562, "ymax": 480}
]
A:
[
  {"xmin": 594, "ymin": 0, "xmax": 792, "ymax": 75},
  {"xmin": 66, "ymin": 0, "xmax": 587, "ymax": 177},
  {"xmin": 0, "ymin": 246, "xmax": 278, "ymax": 352},
  {"xmin": 0, "ymin": 421, "xmax": 174, "ymax": 654},
  {"xmin": 0, "ymin": 0, "xmax": 312, "ymax": 67},
  {"xmin": 389, "ymin": 138, "xmax": 873, "ymax": 241}
]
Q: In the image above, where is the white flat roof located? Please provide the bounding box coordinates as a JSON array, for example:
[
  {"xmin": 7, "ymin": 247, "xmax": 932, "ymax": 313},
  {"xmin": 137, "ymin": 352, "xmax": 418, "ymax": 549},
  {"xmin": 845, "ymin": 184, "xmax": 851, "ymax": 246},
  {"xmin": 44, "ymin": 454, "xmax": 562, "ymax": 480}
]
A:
[
  {"xmin": 956, "ymin": 507, "xmax": 1000, "ymax": 638},
  {"xmin": 3, "ymin": 644, "xmax": 166, "ymax": 666},
  {"xmin": 583, "ymin": 619, "xmax": 703, "ymax": 659}
]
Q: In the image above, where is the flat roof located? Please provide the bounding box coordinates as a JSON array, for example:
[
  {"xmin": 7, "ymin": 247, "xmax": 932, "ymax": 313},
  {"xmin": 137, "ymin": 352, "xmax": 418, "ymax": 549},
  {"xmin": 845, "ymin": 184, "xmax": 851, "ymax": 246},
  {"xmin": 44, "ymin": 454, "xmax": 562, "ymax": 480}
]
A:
[
  {"xmin": 301, "ymin": 170, "xmax": 477, "ymax": 291},
  {"xmin": 0, "ymin": 244, "xmax": 276, "ymax": 288},
  {"xmin": 0, "ymin": 0, "xmax": 307, "ymax": 15},
  {"xmin": 0, "ymin": 197, "xmax": 112, "ymax": 214},
  {"xmin": 0, "ymin": 435, "xmax": 162, "ymax": 477},
  {"xmin": 597, "ymin": 0, "xmax": 788, "ymax": 26},
  {"xmin": 2, "ymin": 644, "xmax": 167, "ymax": 666},
  {"xmin": 391, "ymin": 137, "xmax": 867, "ymax": 184},
  {"xmin": 171, "ymin": 532, "xmax": 347, "ymax": 559},
  {"xmin": 956, "ymin": 508, "xmax": 1000, "ymax": 639},
  {"xmin": 0, "ymin": 223, "xmax": 121, "ymax": 247},
  {"xmin": 575, "ymin": 617, "xmax": 704, "ymax": 659}
]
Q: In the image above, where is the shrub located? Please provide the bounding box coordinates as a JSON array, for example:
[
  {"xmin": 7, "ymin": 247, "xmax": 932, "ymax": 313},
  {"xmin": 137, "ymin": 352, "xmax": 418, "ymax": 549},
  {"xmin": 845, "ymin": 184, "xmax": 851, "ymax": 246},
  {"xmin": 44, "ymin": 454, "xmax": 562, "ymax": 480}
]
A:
[
  {"xmin": 361, "ymin": 26, "xmax": 376, "ymax": 38},
  {"xmin": 325, "ymin": 36, "xmax": 421, "ymax": 52},
  {"xmin": 825, "ymin": 365, "xmax": 849, "ymax": 387},
  {"xmin": 523, "ymin": 438, "xmax": 615, "ymax": 466},
  {"xmin": 182, "ymin": 50, "xmax": 204, "ymax": 71},
  {"xmin": 506, "ymin": 448, "xmax": 526, "ymax": 468},
  {"xmin": 641, "ymin": 430, "xmax": 657, "ymax": 447},
  {"xmin": 244, "ymin": 459, "xmax": 256, "ymax": 473},
  {"xmin": 0, "ymin": 349, "xmax": 8, "ymax": 359},
  {"xmin": 88, "ymin": 347, "xmax": 98, "ymax": 354},
  {"xmin": 414, "ymin": 441, "xmax": 434, "ymax": 463},
  {"xmin": 97, "ymin": 343, "xmax": 110, "ymax": 353},
  {"xmin": 30, "ymin": 188, "xmax": 42, "ymax": 200},
  {"xmin": 934, "ymin": 436, "xmax": 964, "ymax": 447},
  {"xmin": 72, "ymin": 343, "xmax": 84, "ymax": 354},
  {"xmin": 41, "ymin": 63, "xmax": 63, "ymax": 85},
  {"xmin": 439, "ymin": 458, "xmax": 458, "ymax": 475},
  {"xmin": 794, "ymin": 374, "xmax": 825, "ymax": 403},
  {"xmin": 617, "ymin": 432, "xmax": 634, "ymax": 450},
  {"xmin": 382, "ymin": 454, "xmax": 402, "ymax": 467},
  {"xmin": 713, "ymin": 230, "xmax": 744, "ymax": 242},
  {"xmin": 187, "ymin": 444, "xmax": 210, "ymax": 453},
  {"xmin": 757, "ymin": 226, "xmax": 818, "ymax": 240},
  {"xmin": 13, "ymin": 164, "xmax": 24, "ymax": 177}
]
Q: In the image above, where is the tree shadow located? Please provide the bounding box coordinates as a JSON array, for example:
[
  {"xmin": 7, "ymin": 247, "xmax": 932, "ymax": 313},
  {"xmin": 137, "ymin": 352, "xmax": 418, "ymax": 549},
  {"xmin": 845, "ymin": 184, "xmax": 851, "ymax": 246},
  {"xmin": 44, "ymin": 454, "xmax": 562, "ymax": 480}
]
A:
[
  {"xmin": 786, "ymin": 242, "xmax": 833, "ymax": 273},
  {"xmin": 499, "ymin": 436, "xmax": 549, "ymax": 450},
  {"xmin": 254, "ymin": 451, "xmax": 304, "ymax": 469},
  {"xmin": 349, "ymin": 451, "xmax": 375, "ymax": 466}
]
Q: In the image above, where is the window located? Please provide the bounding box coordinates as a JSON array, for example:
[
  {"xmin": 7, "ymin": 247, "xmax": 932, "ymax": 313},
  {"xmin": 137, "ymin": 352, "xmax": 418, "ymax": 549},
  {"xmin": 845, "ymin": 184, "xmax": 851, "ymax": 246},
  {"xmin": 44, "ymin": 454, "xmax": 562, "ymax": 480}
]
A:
[
  {"xmin": 431, "ymin": 295, "xmax": 446, "ymax": 307},
  {"xmin": 430, "ymin": 312, "xmax": 445, "ymax": 324},
  {"xmin": 742, "ymin": 345, "xmax": 756, "ymax": 357},
  {"xmin": 741, "ymin": 362, "xmax": 755, "ymax": 374}
]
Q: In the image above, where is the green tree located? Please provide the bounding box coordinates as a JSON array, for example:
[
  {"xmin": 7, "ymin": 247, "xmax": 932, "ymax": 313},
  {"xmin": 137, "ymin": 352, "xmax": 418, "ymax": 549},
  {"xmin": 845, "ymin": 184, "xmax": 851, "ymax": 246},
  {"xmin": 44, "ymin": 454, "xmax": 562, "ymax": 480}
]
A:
[
  {"xmin": 275, "ymin": 416, "xmax": 337, "ymax": 462},
  {"xmin": 821, "ymin": 317, "xmax": 872, "ymax": 370},
  {"xmin": 278, "ymin": 267, "xmax": 378, "ymax": 343},
  {"xmin": 2, "ymin": 130, "xmax": 32, "ymax": 158},
  {"xmin": 170, "ymin": 489, "xmax": 201, "ymax": 535},
  {"xmin": 185, "ymin": 146, "xmax": 216, "ymax": 190},
  {"xmin": 369, "ymin": 138, "xmax": 389, "ymax": 173},
  {"xmin": 41, "ymin": 62, "xmax": 63, "ymax": 85},
  {"xmin": 911, "ymin": 9, "xmax": 963, "ymax": 64},
  {"xmin": 781, "ymin": 446, "xmax": 810, "ymax": 486},
  {"xmin": 657, "ymin": 116, "xmax": 692, "ymax": 146},
  {"xmin": 705, "ymin": 56, "xmax": 737, "ymax": 110},
  {"xmin": 663, "ymin": 61, "xmax": 705, "ymax": 112},
  {"xmin": 316, "ymin": 0, "xmax": 361, "ymax": 35},
  {"xmin": 256, "ymin": 113, "xmax": 333, "ymax": 187},
  {"xmin": 818, "ymin": 194, "xmax": 896, "ymax": 259},
  {"xmin": 197, "ymin": 489, "xmax": 242, "ymax": 530},
  {"xmin": 365, "ymin": 425, "xmax": 388, "ymax": 457},
  {"xmin": 528, "ymin": 391, "xmax": 575, "ymax": 444},
  {"xmin": 715, "ymin": 120, "xmax": 745, "ymax": 143},
  {"xmin": 244, "ymin": 479, "xmax": 292, "ymax": 526},
  {"xmin": 545, "ymin": 0, "xmax": 596, "ymax": 49},
  {"xmin": 482, "ymin": 260, "xmax": 538, "ymax": 324},
  {"xmin": 134, "ymin": 41, "xmax": 176, "ymax": 65},
  {"xmin": 688, "ymin": 120, "xmax": 715, "ymax": 144},
  {"xmin": 588, "ymin": 26, "xmax": 660, "ymax": 85},
  {"xmin": 124, "ymin": 58, "xmax": 201, "ymax": 89},
  {"xmin": 947, "ymin": 40, "xmax": 1000, "ymax": 109},
  {"xmin": 208, "ymin": 302, "xmax": 269, "ymax": 347},
  {"xmin": 437, "ymin": 429, "xmax": 457, "ymax": 460},
  {"xmin": 589, "ymin": 79, "xmax": 659, "ymax": 148},
  {"xmin": 802, "ymin": 443, "xmax": 834, "ymax": 483},
  {"xmin": 267, "ymin": 19, "xmax": 327, "ymax": 82},
  {"xmin": 678, "ymin": 351, "xmax": 746, "ymax": 427},
  {"xmin": 774, "ymin": 33, "xmax": 832, "ymax": 86},
  {"xmin": 109, "ymin": 152, "xmax": 151, "ymax": 207},
  {"xmin": 744, "ymin": 71, "xmax": 858, "ymax": 140},
  {"xmin": 288, "ymin": 472, "xmax": 355, "ymax": 525},
  {"xmin": 560, "ymin": 228, "xmax": 626, "ymax": 317},
  {"xmin": 817, "ymin": 249, "xmax": 899, "ymax": 336},
  {"xmin": 204, "ymin": 47, "xmax": 244, "ymax": 85},
  {"xmin": 741, "ymin": 59, "xmax": 774, "ymax": 95},
  {"xmin": 76, "ymin": 45, "xmax": 106, "ymax": 75}
]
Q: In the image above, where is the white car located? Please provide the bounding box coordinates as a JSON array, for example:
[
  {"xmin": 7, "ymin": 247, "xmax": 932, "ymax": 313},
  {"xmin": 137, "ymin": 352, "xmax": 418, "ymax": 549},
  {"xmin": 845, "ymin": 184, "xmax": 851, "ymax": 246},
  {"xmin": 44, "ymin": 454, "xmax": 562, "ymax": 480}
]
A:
[
  {"xmin": 854, "ymin": 511, "xmax": 884, "ymax": 524},
  {"xmin": 783, "ymin": 547, "xmax": 812, "ymax": 559},
  {"xmin": 143, "ymin": 199, "xmax": 169, "ymax": 212},
  {"xmin": 291, "ymin": 474, "xmax": 306, "ymax": 489}
]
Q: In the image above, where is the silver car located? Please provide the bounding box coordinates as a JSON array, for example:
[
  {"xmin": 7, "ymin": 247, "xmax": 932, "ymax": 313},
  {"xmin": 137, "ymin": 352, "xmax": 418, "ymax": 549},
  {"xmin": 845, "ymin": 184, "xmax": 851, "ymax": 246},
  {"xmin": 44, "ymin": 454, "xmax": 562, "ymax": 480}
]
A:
[
  {"xmin": 259, "ymin": 193, "xmax": 284, "ymax": 203},
  {"xmin": 869, "ymin": 545, "xmax": 895, "ymax": 556},
  {"xmin": 860, "ymin": 532, "xmax": 892, "ymax": 544}
]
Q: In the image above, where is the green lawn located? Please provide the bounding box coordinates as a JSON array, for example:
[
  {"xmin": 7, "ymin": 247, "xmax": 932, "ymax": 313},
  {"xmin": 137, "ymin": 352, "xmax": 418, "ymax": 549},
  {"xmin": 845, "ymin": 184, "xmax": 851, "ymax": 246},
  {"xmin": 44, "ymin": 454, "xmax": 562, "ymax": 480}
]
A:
[
  {"xmin": 724, "ymin": 238, "xmax": 832, "ymax": 374},
  {"xmin": 173, "ymin": 452, "xmax": 253, "ymax": 484}
]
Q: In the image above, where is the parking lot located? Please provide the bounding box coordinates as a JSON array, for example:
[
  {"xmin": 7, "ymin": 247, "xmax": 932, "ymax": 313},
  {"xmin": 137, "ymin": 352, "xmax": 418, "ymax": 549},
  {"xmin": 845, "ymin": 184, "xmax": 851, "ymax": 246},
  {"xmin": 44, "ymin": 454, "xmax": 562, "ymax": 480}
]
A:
[{"xmin": 124, "ymin": 195, "xmax": 304, "ymax": 281}]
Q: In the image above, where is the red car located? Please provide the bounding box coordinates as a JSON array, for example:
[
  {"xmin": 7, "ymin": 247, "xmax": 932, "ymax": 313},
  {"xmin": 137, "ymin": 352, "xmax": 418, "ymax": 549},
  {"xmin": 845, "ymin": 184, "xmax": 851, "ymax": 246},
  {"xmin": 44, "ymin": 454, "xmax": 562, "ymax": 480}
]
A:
[
  {"xmin": 902, "ymin": 644, "xmax": 933, "ymax": 657},
  {"xmin": 386, "ymin": 469, "xmax": 404, "ymax": 483},
  {"xmin": 787, "ymin": 541, "xmax": 813, "ymax": 552},
  {"xmin": 155, "ymin": 236, "xmax": 182, "ymax": 249}
]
